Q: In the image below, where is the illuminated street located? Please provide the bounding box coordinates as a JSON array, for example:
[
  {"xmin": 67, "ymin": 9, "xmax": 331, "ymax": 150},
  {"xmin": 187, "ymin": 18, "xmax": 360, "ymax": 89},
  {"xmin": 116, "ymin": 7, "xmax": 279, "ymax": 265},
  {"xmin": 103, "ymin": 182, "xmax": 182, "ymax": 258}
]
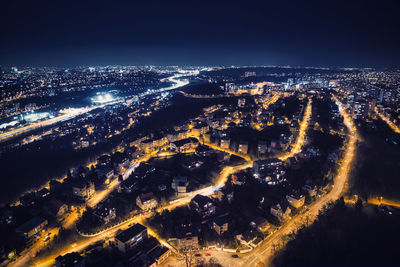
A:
[
  {"xmin": 241, "ymin": 97, "xmax": 359, "ymax": 266},
  {"xmin": 279, "ymin": 98, "xmax": 312, "ymax": 161},
  {"xmin": 375, "ymin": 107, "xmax": 400, "ymax": 134},
  {"xmin": 30, "ymin": 152, "xmax": 251, "ymax": 267},
  {"xmin": 0, "ymin": 107, "xmax": 95, "ymax": 142},
  {"xmin": 160, "ymin": 96, "xmax": 359, "ymax": 267}
]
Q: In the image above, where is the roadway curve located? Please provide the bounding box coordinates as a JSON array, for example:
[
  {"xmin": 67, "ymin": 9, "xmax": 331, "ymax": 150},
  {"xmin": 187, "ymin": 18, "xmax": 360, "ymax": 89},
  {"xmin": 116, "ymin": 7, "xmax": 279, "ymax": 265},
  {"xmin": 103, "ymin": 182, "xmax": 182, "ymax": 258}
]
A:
[
  {"xmin": 31, "ymin": 148, "xmax": 251, "ymax": 267},
  {"xmin": 238, "ymin": 96, "xmax": 359, "ymax": 266}
]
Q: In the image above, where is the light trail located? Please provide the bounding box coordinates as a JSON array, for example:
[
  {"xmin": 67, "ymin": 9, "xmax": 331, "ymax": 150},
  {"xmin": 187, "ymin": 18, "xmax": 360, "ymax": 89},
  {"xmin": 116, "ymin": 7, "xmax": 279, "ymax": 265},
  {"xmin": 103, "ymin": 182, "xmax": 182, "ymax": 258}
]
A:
[
  {"xmin": 278, "ymin": 99, "xmax": 312, "ymax": 161},
  {"xmin": 375, "ymin": 107, "xmax": 400, "ymax": 134},
  {"xmin": 0, "ymin": 107, "xmax": 95, "ymax": 142},
  {"xmin": 0, "ymin": 72, "xmax": 191, "ymax": 143}
]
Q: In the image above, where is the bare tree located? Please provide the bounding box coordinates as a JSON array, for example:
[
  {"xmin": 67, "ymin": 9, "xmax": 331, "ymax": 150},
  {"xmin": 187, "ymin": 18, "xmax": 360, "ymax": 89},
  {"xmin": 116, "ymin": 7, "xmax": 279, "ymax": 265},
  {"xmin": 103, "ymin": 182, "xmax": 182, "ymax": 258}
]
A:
[{"xmin": 182, "ymin": 250, "xmax": 194, "ymax": 267}]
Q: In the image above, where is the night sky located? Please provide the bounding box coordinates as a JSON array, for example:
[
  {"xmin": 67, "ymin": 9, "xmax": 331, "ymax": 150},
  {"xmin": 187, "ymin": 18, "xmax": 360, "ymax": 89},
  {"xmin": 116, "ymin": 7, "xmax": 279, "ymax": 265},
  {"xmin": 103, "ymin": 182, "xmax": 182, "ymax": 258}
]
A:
[{"xmin": 1, "ymin": 0, "xmax": 399, "ymax": 67}]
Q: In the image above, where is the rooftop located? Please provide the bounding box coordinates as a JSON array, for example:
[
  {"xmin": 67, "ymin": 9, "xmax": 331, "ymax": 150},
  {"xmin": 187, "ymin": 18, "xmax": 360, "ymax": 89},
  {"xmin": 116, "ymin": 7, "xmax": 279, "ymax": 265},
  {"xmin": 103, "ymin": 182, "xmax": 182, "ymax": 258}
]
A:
[
  {"xmin": 115, "ymin": 223, "xmax": 147, "ymax": 243},
  {"xmin": 16, "ymin": 217, "xmax": 47, "ymax": 234}
]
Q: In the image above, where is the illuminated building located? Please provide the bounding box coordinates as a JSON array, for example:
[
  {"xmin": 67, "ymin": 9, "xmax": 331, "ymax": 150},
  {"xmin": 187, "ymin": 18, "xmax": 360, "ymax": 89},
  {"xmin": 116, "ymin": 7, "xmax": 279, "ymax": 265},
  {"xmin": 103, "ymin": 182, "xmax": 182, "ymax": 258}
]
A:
[
  {"xmin": 93, "ymin": 205, "xmax": 116, "ymax": 223},
  {"xmin": 302, "ymin": 184, "xmax": 317, "ymax": 197},
  {"xmin": 213, "ymin": 217, "xmax": 229, "ymax": 235},
  {"xmin": 45, "ymin": 199, "xmax": 68, "ymax": 218},
  {"xmin": 190, "ymin": 194, "xmax": 215, "ymax": 218},
  {"xmin": 72, "ymin": 180, "xmax": 95, "ymax": 200},
  {"xmin": 136, "ymin": 192, "xmax": 158, "ymax": 210},
  {"xmin": 220, "ymin": 137, "xmax": 230, "ymax": 149},
  {"xmin": 270, "ymin": 203, "xmax": 291, "ymax": 221},
  {"xmin": 257, "ymin": 141, "xmax": 268, "ymax": 155},
  {"xmin": 170, "ymin": 137, "xmax": 199, "ymax": 153},
  {"xmin": 238, "ymin": 140, "xmax": 248, "ymax": 154},
  {"xmin": 148, "ymin": 246, "xmax": 171, "ymax": 265},
  {"xmin": 253, "ymin": 158, "xmax": 282, "ymax": 175},
  {"xmin": 115, "ymin": 223, "xmax": 148, "ymax": 253},
  {"xmin": 16, "ymin": 217, "xmax": 48, "ymax": 238},
  {"xmin": 171, "ymin": 176, "xmax": 189, "ymax": 195},
  {"xmin": 286, "ymin": 193, "xmax": 306, "ymax": 209},
  {"xmin": 174, "ymin": 226, "xmax": 199, "ymax": 250},
  {"xmin": 224, "ymin": 82, "xmax": 235, "ymax": 91}
]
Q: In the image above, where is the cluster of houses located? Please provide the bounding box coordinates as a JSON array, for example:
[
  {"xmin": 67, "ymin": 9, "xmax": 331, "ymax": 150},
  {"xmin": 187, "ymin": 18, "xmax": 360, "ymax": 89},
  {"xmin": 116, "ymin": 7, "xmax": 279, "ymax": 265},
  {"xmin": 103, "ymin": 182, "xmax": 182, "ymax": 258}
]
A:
[
  {"xmin": 128, "ymin": 93, "xmax": 306, "ymax": 161},
  {"xmin": 0, "ymin": 146, "xmax": 140, "ymax": 257},
  {"xmin": 160, "ymin": 188, "xmax": 279, "ymax": 253},
  {"xmin": 56, "ymin": 223, "xmax": 171, "ymax": 267},
  {"xmin": 252, "ymin": 158, "xmax": 287, "ymax": 185}
]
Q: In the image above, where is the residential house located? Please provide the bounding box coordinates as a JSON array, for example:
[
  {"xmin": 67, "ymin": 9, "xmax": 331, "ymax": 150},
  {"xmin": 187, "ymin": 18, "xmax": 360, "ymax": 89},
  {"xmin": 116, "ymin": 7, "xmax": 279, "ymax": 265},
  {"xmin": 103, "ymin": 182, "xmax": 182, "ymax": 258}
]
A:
[
  {"xmin": 72, "ymin": 180, "xmax": 95, "ymax": 200},
  {"xmin": 231, "ymin": 172, "xmax": 247, "ymax": 186},
  {"xmin": 136, "ymin": 192, "xmax": 158, "ymax": 210},
  {"xmin": 55, "ymin": 252, "xmax": 85, "ymax": 267},
  {"xmin": 257, "ymin": 141, "xmax": 268, "ymax": 155},
  {"xmin": 94, "ymin": 204, "xmax": 116, "ymax": 223},
  {"xmin": 253, "ymin": 158, "xmax": 282, "ymax": 175},
  {"xmin": 250, "ymin": 216, "xmax": 271, "ymax": 233},
  {"xmin": 115, "ymin": 223, "xmax": 148, "ymax": 253},
  {"xmin": 45, "ymin": 199, "xmax": 68, "ymax": 218},
  {"xmin": 238, "ymin": 141, "xmax": 248, "ymax": 154},
  {"xmin": 36, "ymin": 188, "xmax": 50, "ymax": 198},
  {"xmin": 175, "ymin": 226, "xmax": 199, "ymax": 251},
  {"xmin": 286, "ymin": 193, "xmax": 306, "ymax": 209},
  {"xmin": 213, "ymin": 217, "xmax": 229, "ymax": 235},
  {"xmin": 148, "ymin": 246, "xmax": 171, "ymax": 265},
  {"xmin": 16, "ymin": 217, "xmax": 48, "ymax": 238},
  {"xmin": 220, "ymin": 137, "xmax": 230, "ymax": 149},
  {"xmin": 190, "ymin": 195, "xmax": 215, "ymax": 218},
  {"xmin": 171, "ymin": 176, "xmax": 189, "ymax": 195},
  {"xmin": 170, "ymin": 138, "xmax": 199, "ymax": 153},
  {"xmin": 97, "ymin": 167, "xmax": 115, "ymax": 185},
  {"xmin": 270, "ymin": 203, "xmax": 291, "ymax": 221},
  {"xmin": 302, "ymin": 184, "xmax": 317, "ymax": 197}
]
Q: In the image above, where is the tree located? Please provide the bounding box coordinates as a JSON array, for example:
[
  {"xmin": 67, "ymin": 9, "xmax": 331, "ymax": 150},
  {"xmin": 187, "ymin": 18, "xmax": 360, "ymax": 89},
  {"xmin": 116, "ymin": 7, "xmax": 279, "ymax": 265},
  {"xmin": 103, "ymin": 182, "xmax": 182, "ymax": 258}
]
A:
[
  {"xmin": 180, "ymin": 250, "xmax": 194, "ymax": 267},
  {"xmin": 67, "ymin": 170, "xmax": 72, "ymax": 179},
  {"xmin": 355, "ymin": 198, "xmax": 363, "ymax": 212},
  {"xmin": 337, "ymin": 196, "xmax": 345, "ymax": 209}
]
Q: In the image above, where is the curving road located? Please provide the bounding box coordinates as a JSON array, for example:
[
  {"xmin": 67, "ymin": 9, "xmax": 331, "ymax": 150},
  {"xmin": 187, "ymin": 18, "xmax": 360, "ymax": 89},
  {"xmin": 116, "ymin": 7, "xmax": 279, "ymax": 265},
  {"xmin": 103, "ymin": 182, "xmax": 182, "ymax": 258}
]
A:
[{"xmin": 239, "ymin": 96, "xmax": 359, "ymax": 266}]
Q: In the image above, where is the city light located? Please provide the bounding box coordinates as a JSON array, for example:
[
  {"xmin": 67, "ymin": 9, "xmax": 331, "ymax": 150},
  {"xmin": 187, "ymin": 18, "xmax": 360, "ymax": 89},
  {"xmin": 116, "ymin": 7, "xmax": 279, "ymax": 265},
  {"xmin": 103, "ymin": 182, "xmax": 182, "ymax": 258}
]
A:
[
  {"xmin": 91, "ymin": 93, "xmax": 115, "ymax": 104},
  {"xmin": 3, "ymin": 64, "xmax": 399, "ymax": 267},
  {"xmin": 279, "ymin": 99, "xmax": 312, "ymax": 161}
]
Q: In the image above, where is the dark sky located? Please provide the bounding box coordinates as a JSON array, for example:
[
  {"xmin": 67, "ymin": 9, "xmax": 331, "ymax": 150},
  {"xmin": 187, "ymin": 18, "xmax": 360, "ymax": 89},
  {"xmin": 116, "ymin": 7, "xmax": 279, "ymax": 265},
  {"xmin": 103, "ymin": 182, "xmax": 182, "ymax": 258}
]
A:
[{"xmin": 1, "ymin": 0, "xmax": 399, "ymax": 67}]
